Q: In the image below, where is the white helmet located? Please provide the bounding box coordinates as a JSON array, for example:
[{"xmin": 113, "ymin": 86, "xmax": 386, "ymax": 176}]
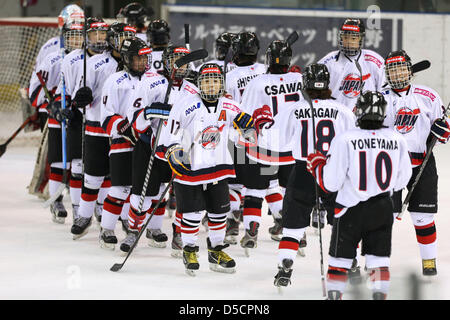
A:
[{"xmin": 58, "ymin": 4, "xmax": 84, "ymax": 30}]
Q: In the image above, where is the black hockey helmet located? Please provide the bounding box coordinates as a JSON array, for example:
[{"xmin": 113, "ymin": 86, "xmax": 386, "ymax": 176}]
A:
[
  {"xmin": 338, "ymin": 18, "xmax": 365, "ymax": 56},
  {"xmin": 120, "ymin": 37, "xmax": 152, "ymax": 78},
  {"xmin": 146, "ymin": 19, "xmax": 170, "ymax": 47},
  {"xmin": 106, "ymin": 22, "xmax": 137, "ymax": 52},
  {"xmin": 161, "ymin": 45, "xmax": 191, "ymax": 79},
  {"xmin": 354, "ymin": 91, "xmax": 387, "ymax": 129},
  {"xmin": 231, "ymin": 31, "xmax": 259, "ymax": 64},
  {"xmin": 265, "ymin": 40, "xmax": 292, "ymax": 71},
  {"xmin": 385, "ymin": 50, "xmax": 412, "ymax": 90},
  {"xmin": 215, "ymin": 32, "xmax": 234, "ymax": 61},
  {"xmin": 197, "ymin": 63, "xmax": 225, "ymax": 102},
  {"xmin": 86, "ymin": 17, "xmax": 109, "ymax": 53},
  {"xmin": 303, "ymin": 63, "xmax": 330, "ymax": 90},
  {"xmin": 116, "ymin": 2, "xmax": 154, "ymax": 29}
]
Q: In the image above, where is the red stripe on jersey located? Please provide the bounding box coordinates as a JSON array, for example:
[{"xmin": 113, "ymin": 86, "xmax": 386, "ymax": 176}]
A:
[
  {"xmin": 69, "ymin": 178, "xmax": 82, "ymax": 188},
  {"xmin": 181, "ymin": 227, "xmax": 199, "ymax": 234},
  {"xmin": 208, "ymin": 222, "xmax": 226, "ymax": 230},
  {"xmin": 246, "ymin": 147, "xmax": 294, "ymax": 164},
  {"xmin": 81, "ymin": 193, "xmax": 98, "ymax": 202},
  {"xmin": 85, "ymin": 125, "xmax": 107, "ymax": 134},
  {"xmin": 176, "ymin": 168, "xmax": 235, "ymax": 183},
  {"xmin": 278, "ymin": 240, "xmax": 299, "ymax": 251},
  {"xmin": 101, "ymin": 179, "xmax": 111, "ymax": 188},
  {"xmin": 265, "ymin": 193, "xmax": 283, "ymax": 203},
  {"xmin": 48, "ymin": 118, "xmax": 60, "ymax": 126},
  {"xmin": 49, "ymin": 172, "xmax": 63, "ymax": 182},
  {"xmin": 369, "ymin": 268, "xmax": 390, "ymax": 281},
  {"xmin": 110, "ymin": 142, "xmax": 133, "ymax": 150},
  {"xmin": 327, "ymin": 267, "xmax": 348, "ymax": 282}
]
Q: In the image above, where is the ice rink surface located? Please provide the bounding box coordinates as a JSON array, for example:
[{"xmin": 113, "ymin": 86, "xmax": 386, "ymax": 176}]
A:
[{"xmin": 1, "ymin": 143, "xmax": 450, "ymax": 301}]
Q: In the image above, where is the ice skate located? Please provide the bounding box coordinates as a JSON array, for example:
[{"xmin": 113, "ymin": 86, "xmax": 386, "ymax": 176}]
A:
[
  {"xmin": 240, "ymin": 221, "xmax": 259, "ymax": 257},
  {"xmin": 422, "ymin": 258, "xmax": 437, "ymax": 276},
  {"xmin": 71, "ymin": 216, "xmax": 92, "ymax": 240},
  {"xmin": 297, "ymin": 233, "xmax": 307, "ymax": 257},
  {"xmin": 348, "ymin": 258, "xmax": 362, "ymax": 285},
  {"xmin": 120, "ymin": 218, "xmax": 130, "ymax": 235},
  {"xmin": 327, "ymin": 290, "xmax": 343, "ymax": 300},
  {"xmin": 119, "ymin": 230, "xmax": 138, "ymax": 254},
  {"xmin": 99, "ymin": 227, "xmax": 117, "ymax": 250},
  {"xmin": 171, "ymin": 223, "xmax": 183, "ymax": 258},
  {"xmin": 167, "ymin": 190, "xmax": 176, "ymax": 218},
  {"xmin": 224, "ymin": 218, "xmax": 239, "ymax": 245},
  {"xmin": 207, "ymin": 238, "xmax": 236, "ymax": 274},
  {"xmin": 94, "ymin": 201, "xmax": 102, "ymax": 224},
  {"xmin": 372, "ymin": 292, "xmax": 386, "ymax": 300},
  {"xmin": 274, "ymin": 259, "xmax": 293, "ymax": 293},
  {"xmin": 50, "ymin": 196, "xmax": 67, "ymax": 224},
  {"xmin": 146, "ymin": 228, "xmax": 168, "ymax": 248},
  {"xmin": 183, "ymin": 245, "xmax": 200, "ymax": 276},
  {"xmin": 269, "ymin": 217, "xmax": 282, "ymax": 241}
]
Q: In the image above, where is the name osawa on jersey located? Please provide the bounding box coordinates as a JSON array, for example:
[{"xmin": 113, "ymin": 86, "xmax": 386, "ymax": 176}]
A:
[
  {"xmin": 294, "ymin": 107, "xmax": 339, "ymax": 119},
  {"xmin": 265, "ymin": 82, "xmax": 302, "ymax": 95}
]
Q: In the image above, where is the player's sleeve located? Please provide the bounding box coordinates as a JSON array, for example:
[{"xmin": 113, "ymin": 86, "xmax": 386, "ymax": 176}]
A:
[
  {"xmin": 100, "ymin": 78, "xmax": 124, "ymax": 136},
  {"xmin": 321, "ymin": 134, "xmax": 349, "ymax": 192},
  {"xmin": 395, "ymin": 135, "xmax": 413, "ymax": 191},
  {"xmin": 240, "ymin": 79, "xmax": 260, "ymax": 114}
]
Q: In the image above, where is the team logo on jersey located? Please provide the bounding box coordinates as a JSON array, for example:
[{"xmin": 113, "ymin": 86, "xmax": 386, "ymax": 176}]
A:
[
  {"xmin": 394, "ymin": 107, "xmax": 420, "ymax": 134},
  {"xmin": 339, "ymin": 73, "xmax": 371, "ymax": 98},
  {"xmin": 200, "ymin": 124, "xmax": 225, "ymax": 150}
]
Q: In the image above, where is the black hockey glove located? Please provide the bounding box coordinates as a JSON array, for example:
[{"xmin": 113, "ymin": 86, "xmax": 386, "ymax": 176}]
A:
[
  {"xmin": 117, "ymin": 119, "xmax": 138, "ymax": 145},
  {"xmin": 49, "ymin": 100, "xmax": 74, "ymax": 123},
  {"xmin": 165, "ymin": 143, "xmax": 191, "ymax": 177},
  {"xmin": 72, "ymin": 86, "xmax": 93, "ymax": 108},
  {"xmin": 143, "ymin": 102, "xmax": 171, "ymax": 120}
]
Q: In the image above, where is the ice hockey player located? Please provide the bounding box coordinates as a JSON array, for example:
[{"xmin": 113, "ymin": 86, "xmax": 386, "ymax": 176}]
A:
[
  {"xmin": 306, "ymin": 91, "xmax": 412, "ymax": 300},
  {"xmin": 27, "ymin": 4, "xmax": 84, "ymax": 198},
  {"xmin": 383, "ymin": 50, "xmax": 449, "ymax": 276},
  {"xmin": 48, "ymin": 17, "xmax": 107, "ymax": 234},
  {"xmin": 164, "ymin": 63, "xmax": 255, "ymax": 275},
  {"xmin": 146, "ymin": 19, "xmax": 171, "ymax": 73},
  {"xmin": 39, "ymin": 17, "xmax": 84, "ymax": 223},
  {"xmin": 237, "ymin": 39, "xmax": 303, "ymax": 254},
  {"xmin": 126, "ymin": 44, "xmax": 199, "ymax": 256},
  {"xmin": 318, "ymin": 18, "xmax": 385, "ymax": 109},
  {"xmin": 71, "ymin": 22, "xmax": 137, "ymax": 248},
  {"xmin": 198, "ymin": 32, "xmax": 236, "ymax": 72},
  {"xmin": 272, "ymin": 63, "xmax": 355, "ymax": 289},
  {"xmin": 116, "ymin": 2, "xmax": 153, "ymax": 43}
]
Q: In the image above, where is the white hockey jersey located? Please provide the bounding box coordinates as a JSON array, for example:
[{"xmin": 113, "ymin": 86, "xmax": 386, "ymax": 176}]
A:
[
  {"xmin": 55, "ymin": 49, "xmax": 91, "ymax": 100},
  {"xmin": 101, "ymin": 70, "xmax": 142, "ymax": 154},
  {"xmin": 318, "ymin": 127, "xmax": 412, "ymax": 217},
  {"xmin": 129, "ymin": 72, "xmax": 200, "ymax": 160},
  {"xmin": 318, "ymin": 49, "xmax": 385, "ymax": 109},
  {"xmin": 239, "ymin": 72, "xmax": 303, "ymax": 165},
  {"xmin": 166, "ymin": 95, "xmax": 242, "ymax": 185},
  {"xmin": 84, "ymin": 51, "xmax": 120, "ymax": 137},
  {"xmin": 383, "ymin": 84, "xmax": 447, "ymax": 167},
  {"xmin": 225, "ymin": 62, "xmax": 266, "ymax": 103},
  {"xmin": 30, "ymin": 50, "xmax": 63, "ymax": 128},
  {"xmin": 286, "ymin": 98, "xmax": 356, "ymax": 162}
]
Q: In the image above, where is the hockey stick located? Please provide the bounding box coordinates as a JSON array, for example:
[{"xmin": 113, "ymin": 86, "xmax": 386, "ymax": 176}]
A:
[
  {"xmin": 43, "ymin": 33, "xmax": 69, "ymax": 208},
  {"xmin": 81, "ymin": 0, "xmax": 87, "ymax": 175},
  {"xmin": 397, "ymin": 102, "xmax": 450, "ymax": 220},
  {"xmin": 110, "ymin": 131, "xmax": 202, "ymax": 272},
  {"xmin": 0, "ymin": 116, "xmax": 34, "ymax": 158},
  {"xmin": 354, "ymin": 58, "xmax": 364, "ymax": 96},
  {"xmin": 286, "ymin": 30, "xmax": 299, "ymax": 46},
  {"xmin": 300, "ymin": 88, "xmax": 327, "ymax": 297}
]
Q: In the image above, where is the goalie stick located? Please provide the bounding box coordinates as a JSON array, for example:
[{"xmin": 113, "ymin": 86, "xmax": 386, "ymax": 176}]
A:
[
  {"xmin": 397, "ymin": 102, "xmax": 450, "ymax": 220},
  {"xmin": 109, "ymin": 49, "xmax": 208, "ymax": 272}
]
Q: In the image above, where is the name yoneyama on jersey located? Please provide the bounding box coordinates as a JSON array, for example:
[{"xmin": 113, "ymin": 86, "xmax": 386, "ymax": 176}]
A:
[{"xmin": 350, "ymin": 137, "xmax": 399, "ymax": 150}]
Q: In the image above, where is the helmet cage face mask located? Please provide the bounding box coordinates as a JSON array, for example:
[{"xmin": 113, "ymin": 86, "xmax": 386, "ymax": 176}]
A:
[
  {"xmin": 63, "ymin": 21, "xmax": 84, "ymax": 52},
  {"xmin": 121, "ymin": 40, "xmax": 152, "ymax": 77},
  {"xmin": 197, "ymin": 66, "xmax": 225, "ymax": 102},
  {"xmin": 338, "ymin": 23, "xmax": 364, "ymax": 56},
  {"xmin": 163, "ymin": 47, "xmax": 190, "ymax": 79},
  {"xmin": 112, "ymin": 28, "xmax": 136, "ymax": 51},
  {"xmin": 385, "ymin": 55, "xmax": 412, "ymax": 90},
  {"xmin": 87, "ymin": 22, "xmax": 109, "ymax": 53}
]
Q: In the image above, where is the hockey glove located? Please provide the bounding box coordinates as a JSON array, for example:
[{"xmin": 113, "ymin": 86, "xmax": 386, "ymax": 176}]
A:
[
  {"xmin": 143, "ymin": 102, "xmax": 171, "ymax": 120},
  {"xmin": 117, "ymin": 119, "xmax": 138, "ymax": 145},
  {"xmin": 289, "ymin": 65, "xmax": 302, "ymax": 74},
  {"xmin": 165, "ymin": 143, "xmax": 191, "ymax": 177},
  {"xmin": 306, "ymin": 151, "xmax": 327, "ymax": 178},
  {"xmin": 252, "ymin": 105, "xmax": 274, "ymax": 135},
  {"xmin": 49, "ymin": 100, "xmax": 74, "ymax": 123},
  {"xmin": 430, "ymin": 118, "xmax": 450, "ymax": 143},
  {"xmin": 72, "ymin": 86, "xmax": 93, "ymax": 108}
]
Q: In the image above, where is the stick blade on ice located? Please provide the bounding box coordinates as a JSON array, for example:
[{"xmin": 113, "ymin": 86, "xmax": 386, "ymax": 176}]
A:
[{"xmin": 110, "ymin": 263, "xmax": 123, "ymax": 272}]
